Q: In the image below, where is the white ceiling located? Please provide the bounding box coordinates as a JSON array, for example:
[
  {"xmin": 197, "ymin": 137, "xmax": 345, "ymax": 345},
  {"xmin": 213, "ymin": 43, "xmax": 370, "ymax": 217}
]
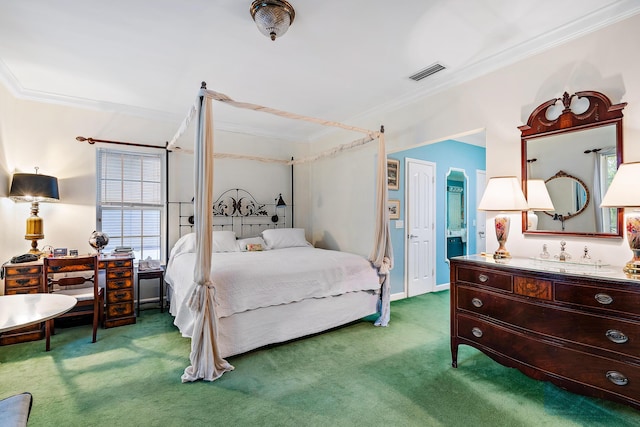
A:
[{"xmin": 1, "ymin": 0, "xmax": 639, "ymax": 142}]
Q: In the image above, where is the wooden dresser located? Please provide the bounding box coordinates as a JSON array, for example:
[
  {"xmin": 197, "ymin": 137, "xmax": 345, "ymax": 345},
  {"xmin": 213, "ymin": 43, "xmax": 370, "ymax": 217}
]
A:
[
  {"xmin": 1, "ymin": 255, "xmax": 135, "ymax": 345},
  {"xmin": 450, "ymin": 255, "xmax": 640, "ymax": 410}
]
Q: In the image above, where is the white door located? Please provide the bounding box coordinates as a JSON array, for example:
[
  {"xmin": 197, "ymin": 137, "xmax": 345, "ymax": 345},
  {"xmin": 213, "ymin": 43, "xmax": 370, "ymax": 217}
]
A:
[
  {"xmin": 406, "ymin": 158, "xmax": 436, "ymax": 297},
  {"xmin": 476, "ymin": 170, "xmax": 487, "ymax": 254}
]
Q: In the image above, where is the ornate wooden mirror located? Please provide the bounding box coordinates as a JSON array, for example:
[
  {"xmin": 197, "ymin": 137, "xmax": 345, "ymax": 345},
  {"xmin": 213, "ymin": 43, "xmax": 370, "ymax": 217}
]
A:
[{"xmin": 520, "ymin": 91, "xmax": 625, "ymax": 238}]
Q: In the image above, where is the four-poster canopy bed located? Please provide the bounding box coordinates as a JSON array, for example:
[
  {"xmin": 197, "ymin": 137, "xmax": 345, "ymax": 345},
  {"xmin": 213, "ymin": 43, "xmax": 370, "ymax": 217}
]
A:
[{"xmin": 165, "ymin": 83, "xmax": 393, "ymax": 382}]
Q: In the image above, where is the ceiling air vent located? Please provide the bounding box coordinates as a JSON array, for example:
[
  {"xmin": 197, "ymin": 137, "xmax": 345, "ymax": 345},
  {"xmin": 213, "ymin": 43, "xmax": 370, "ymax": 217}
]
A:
[{"xmin": 409, "ymin": 63, "xmax": 446, "ymax": 81}]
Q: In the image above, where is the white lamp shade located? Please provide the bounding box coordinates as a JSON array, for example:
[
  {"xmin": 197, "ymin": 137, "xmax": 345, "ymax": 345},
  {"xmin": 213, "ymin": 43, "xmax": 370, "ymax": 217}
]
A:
[
  {"xmin": 478, "ymin": 176, "xmax": 529, "ymax": 211},
  {"xmin": 526, "ymin": 179, "xmax": 554, "ymax": 211},
  {"xmin": 601, "ymin": 161, "xmax": 640, "ymax": 208}
]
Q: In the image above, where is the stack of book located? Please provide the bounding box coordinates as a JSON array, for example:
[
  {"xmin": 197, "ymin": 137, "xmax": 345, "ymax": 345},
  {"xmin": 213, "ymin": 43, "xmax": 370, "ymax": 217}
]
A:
[{"xmin": 111, "ymin": 246, "xmax": 134, "ymax": 257}]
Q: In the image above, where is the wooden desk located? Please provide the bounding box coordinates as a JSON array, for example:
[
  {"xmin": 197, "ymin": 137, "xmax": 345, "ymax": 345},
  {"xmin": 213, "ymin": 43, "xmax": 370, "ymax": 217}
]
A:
[
  {"xmin": 1, "ymin": 255, "xmax": 135, "ymax": 345},
  {"xmin": 0, "ymin": 294, "xmax": 76, "ymax": 333}
]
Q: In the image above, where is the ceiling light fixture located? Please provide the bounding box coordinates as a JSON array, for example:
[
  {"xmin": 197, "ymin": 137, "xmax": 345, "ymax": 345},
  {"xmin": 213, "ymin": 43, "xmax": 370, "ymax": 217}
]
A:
[{"xmin": 250, "ymin": 0, "xmax": 295, "ymax": 41}]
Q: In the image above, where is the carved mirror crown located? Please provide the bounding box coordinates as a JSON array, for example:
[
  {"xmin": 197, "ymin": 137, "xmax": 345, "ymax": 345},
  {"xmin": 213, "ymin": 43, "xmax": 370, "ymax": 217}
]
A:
[{"xmin": 520, "ymin": 90, "xmax": 626, "ymax": 238}]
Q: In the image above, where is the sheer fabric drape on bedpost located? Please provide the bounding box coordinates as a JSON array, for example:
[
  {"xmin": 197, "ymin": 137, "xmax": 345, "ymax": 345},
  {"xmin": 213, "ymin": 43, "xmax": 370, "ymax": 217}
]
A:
[
  {"xmin": 181, "ymin": 88, "xmax": 234, "ymax": 382},
  {"xmin": 369, "ymin": 128, "xmax": 393, "ymax": 327}
]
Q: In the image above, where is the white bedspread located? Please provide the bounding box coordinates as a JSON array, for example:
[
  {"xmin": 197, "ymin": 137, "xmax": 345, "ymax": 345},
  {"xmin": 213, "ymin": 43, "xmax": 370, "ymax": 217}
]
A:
[{"xmin": 165, "ymin": 247, "xmax": 380, "ymax": 337}]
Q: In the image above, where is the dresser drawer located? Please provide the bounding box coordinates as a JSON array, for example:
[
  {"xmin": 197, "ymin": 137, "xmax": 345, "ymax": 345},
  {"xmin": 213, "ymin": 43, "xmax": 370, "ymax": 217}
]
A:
[
  {"xmin": 555, "ymin": 282, "xmax": 640, "ymax": 316},
  {"xmin": 106, "ymin": 277, "xmax": 133, "ymax": 291},
  {"xmin": 457, "ymin": 286, "xmax": 640, "ymax": 359},
  {"xmin": 457, "ymin": 313, "xmax": 640, "ymax": 404},
  {"xmin": 456, "ymin": 266, "xmax": 512, "ymax": 291},
  {"xmin": 107, "ymin": 288, "xmax": 133, "ymax": 304}
]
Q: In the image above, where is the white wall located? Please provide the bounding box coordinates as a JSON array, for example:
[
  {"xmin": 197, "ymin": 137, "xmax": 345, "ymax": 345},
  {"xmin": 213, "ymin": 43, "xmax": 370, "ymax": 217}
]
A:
[{"xmin": 309, "ymin": 13, "xmax": 640, "ymax": 271}]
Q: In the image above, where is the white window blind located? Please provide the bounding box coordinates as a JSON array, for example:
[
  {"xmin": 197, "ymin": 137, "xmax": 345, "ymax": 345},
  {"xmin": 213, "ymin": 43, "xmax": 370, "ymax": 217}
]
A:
[{"xmin": 97, "ymin": 149, "xmax": 164, "ymax": 261}]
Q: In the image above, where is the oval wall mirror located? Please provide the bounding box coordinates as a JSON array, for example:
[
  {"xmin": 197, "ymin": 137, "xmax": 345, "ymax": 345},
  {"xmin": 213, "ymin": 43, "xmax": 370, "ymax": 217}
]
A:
[
  {"xmin": 537, "ymin": 171, "xmax": 589, "ymax": 231},
  {"xmin": 520, "ymin": 91, "xmax": 625, "ymax": 238}
]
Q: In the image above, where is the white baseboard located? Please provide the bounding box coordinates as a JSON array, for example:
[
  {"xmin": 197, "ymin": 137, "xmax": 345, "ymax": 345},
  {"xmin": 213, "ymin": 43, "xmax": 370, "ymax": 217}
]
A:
[{"xmin": 390, "ymin": 283, "xmax": 450, "ymax": 301}]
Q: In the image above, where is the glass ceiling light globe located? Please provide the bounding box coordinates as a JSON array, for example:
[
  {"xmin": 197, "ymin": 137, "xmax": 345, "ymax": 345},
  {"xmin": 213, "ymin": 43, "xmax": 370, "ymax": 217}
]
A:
[{"xmin": 250, "ymin": 0, "xmax": 295, "ymax": 41}]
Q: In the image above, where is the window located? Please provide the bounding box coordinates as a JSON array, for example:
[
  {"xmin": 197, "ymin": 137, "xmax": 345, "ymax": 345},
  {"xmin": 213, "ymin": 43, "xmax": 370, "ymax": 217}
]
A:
[
  {"xmin": 601, "ymin": 152, "xmax": 619, "ymax": 234},
  {"xmin": 97, "ymin": 149, "xmax": 165, "ymax": 262}
]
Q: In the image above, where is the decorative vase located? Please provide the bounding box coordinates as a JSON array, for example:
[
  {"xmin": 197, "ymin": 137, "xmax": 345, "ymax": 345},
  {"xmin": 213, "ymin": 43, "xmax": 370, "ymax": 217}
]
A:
[
  {"xmin": 494, "ymin": 214, "xmax": 511, "ymax": 259},
  {"xmin": 624, "ymin": 214, "xmax": 640, "ymax": 275}
]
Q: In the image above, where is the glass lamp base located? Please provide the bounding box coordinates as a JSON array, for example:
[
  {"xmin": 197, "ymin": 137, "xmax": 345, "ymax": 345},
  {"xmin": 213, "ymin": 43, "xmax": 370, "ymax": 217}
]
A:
[{"xmin": 493, "ymin": 249, "xmax": 511, "ymax": 259}]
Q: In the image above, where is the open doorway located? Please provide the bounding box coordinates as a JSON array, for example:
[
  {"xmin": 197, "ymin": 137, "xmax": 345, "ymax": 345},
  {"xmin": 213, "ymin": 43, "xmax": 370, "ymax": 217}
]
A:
[{"xmin": 387, "ymin": 129, "xmax": 486, "ymax": 299}]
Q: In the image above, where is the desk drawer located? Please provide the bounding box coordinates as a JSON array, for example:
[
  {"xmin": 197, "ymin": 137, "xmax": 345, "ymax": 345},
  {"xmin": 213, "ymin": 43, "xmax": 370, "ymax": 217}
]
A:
[
  {"xmin": 107, "ymin": 269, "xmax": 132, "ymax": 280},
  {"xmin": 4, "ymin": 265, "xmax": 40, "ymax": 276},
  {"xmin": 457, "ymin": 313, "xmax": 640, "ymax": 404},
  {"xmin": 106, "ymin": 277, "xmax": 132, "ymax": 291},
  {"xmin": 5, "ymin": 276, "xmax": 40, "ymax": 290},
  {"xmin": 107, "ymin": 302, "xmax": 134, "ymax": 318},
  {"xmin": 107, "ymin": 289, "xmax": 133, "ymax": 304},
  {"xmin": 105, "ymin": 259, "xmax": 133, "ymax": 269}
]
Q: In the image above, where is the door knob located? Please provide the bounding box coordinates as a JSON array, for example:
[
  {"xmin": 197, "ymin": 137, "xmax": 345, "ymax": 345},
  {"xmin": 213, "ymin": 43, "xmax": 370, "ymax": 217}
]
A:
[{"xmin": 408, "ymin": 234, "xmax": 418, "ymax": 239}]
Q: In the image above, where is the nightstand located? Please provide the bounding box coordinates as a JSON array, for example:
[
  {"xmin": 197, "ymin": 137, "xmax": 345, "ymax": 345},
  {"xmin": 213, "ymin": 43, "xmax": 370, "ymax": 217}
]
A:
[{"xmin": 137, "ymin": 267, "xmax": 165, "ymax": 315}]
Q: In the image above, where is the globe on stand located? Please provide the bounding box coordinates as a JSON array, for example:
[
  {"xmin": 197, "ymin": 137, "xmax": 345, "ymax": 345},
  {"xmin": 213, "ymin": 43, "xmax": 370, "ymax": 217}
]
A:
[{"xmin": 89, "ymin": 231, "xmax": 109, "ymax": 255}]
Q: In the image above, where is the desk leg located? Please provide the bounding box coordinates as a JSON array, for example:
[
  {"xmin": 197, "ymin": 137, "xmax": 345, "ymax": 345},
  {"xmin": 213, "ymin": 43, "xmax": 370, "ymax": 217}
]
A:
[
  {"xmin": 160, "ymin": 276, "xmax": 164, "ymax": 313},
  {"xmin": 136, "ymin": 277, "xmax": 140, "ymax": 317}
]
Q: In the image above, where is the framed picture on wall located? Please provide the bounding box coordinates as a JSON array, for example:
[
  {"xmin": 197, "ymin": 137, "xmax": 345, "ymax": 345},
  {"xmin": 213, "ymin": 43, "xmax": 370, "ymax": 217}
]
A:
[
  {"xmin": 388, "ymin": 199, "xmax": 400, "ymax": 220},
  {"xmin": 387, "ymin": 158, "xmax": 400, "ymax": 190}
]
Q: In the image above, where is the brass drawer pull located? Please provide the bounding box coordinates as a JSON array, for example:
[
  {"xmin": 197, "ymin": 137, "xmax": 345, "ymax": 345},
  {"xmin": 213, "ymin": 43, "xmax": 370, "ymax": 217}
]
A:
[
  {"xmin": 478, "ymin": 274, "xmax": 489, "ymax": 283},
  {"xmin": 606, "ymin": 371, "xmax": 628, "ymax": 386},
  {"xmin": 115, "ymin": 292, "xmax": 127, "ymax": 299},
  {"xmin": 605, "ymin": 329, "xmax": 628, "ymax": 344},
  {"xmin": 471, "ymin": 297, "xmax": 483, "ymax": 308},
  {"xmin": 595, "ymin": 293, "xmax": 613, "ymax": 305},
  {"xmin": 16, "ymin": 279, "xmax": 30, "ymax": 285},
  {"xmin": 471, "ymin": 327, "xmax": 483, "ymax": 338}
]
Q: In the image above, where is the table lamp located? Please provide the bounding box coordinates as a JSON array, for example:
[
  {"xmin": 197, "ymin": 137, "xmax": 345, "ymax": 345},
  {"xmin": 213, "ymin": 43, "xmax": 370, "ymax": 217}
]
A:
[
  {"xmin": 600, "ymin": 161, "xmax": 640, "ymax": 275},
  {"xmin": 9, "ymin": 168, "xmax": 60, "ymax": 255},
  {"xmin": 526, "ymin": 179, "xmax": 555, "ymax": 230},
  {"xmin": 478, "ymin": 176, "xmax": 529, "ymax": 259}
]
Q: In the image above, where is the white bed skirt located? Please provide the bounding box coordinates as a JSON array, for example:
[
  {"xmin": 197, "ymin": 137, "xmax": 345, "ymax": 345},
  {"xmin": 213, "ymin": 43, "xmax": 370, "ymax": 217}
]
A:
[{"xmin": 167, "ymin": 285, "xmax": 379, "ymax": 358}]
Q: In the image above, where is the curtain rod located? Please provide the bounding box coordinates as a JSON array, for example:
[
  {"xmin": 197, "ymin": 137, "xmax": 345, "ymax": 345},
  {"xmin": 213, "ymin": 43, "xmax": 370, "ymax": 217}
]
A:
[{"xmin": 76, "ymin": 136, "xmax": 168, "ymax": 150}]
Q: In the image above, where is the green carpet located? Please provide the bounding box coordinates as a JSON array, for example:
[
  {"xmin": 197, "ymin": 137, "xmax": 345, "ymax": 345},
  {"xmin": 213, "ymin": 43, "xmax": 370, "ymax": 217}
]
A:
[{"xmin": 1, "ymin": 291, "xmax": 640, "ymax": 426}]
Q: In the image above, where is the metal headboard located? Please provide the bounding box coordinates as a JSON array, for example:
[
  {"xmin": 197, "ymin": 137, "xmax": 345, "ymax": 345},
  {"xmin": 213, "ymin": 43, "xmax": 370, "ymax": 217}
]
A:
[{"xmin": 169, "ymin": 188, "xmax": 287, "ymax": 240}]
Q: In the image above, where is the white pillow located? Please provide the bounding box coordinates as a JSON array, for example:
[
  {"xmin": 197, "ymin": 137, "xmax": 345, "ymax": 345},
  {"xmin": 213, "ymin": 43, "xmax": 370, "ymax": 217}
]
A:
[
  {"xmin": 170, "ymin": 233, "xmax": 196, "ymax": 257},
  {"xmin": 262, "ymin": 228, "xmax": 312, "ymax": 249},
  {"xmin": 237, "ymin": 237, "xmax": 268, "ymax": 252},
  {"xmin": 212, "ymin": 230, "xmax": 238, "ymax": 252},
  {"xmin": 170, "ymin": 231, "xmax": 238, "ymax": 256}
]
